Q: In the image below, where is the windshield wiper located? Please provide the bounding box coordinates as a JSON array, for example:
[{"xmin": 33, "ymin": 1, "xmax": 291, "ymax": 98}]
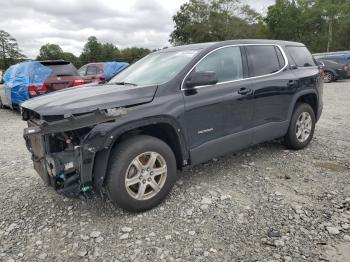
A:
[{"xmin": 114, "ymin": 82, "xmax": 138, "ymax": 86}]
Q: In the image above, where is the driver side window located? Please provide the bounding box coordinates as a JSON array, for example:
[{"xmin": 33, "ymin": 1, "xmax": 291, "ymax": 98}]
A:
[{"xmin": 195, "ymin": 46, "xmax": 243, "ymax": 83}]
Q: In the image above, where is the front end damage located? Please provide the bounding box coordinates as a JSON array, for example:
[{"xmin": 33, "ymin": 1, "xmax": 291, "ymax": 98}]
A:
[{"xmin": 22, "ymin": 107, "xmax": 127, "ymax": 197}]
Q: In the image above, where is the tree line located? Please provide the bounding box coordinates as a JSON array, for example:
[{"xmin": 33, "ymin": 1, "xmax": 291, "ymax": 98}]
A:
[
  {"xmin": 171, "ymin": 0, "xmax": 350, "ymax": 53},
  {"xmin": 36, "ymin": 36, "xmax": 151, "ymax": 68},
  {"xmin": 1, "ymin": 0, "xmax": 350, "ymax": 70},
  {"xmin": 0, "ymin": 34, "xmax": 152, "ymax": 70}
]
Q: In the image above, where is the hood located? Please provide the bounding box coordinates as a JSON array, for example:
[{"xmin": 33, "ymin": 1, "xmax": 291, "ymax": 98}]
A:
[{"xmin": 21, "ymin": 83, "xmax": 157, "ymax": 116}]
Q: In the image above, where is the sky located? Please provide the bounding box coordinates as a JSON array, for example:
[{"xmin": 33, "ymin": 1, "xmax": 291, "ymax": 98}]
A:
[{"xmin": 0, "ymin": 0, "xmax": 275, "ymax": 59}]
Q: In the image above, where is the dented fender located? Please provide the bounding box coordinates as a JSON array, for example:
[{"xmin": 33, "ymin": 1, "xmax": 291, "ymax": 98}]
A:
[{"xmin": 82, "ymin": 116, "xmax": 190, "ymax": 191}]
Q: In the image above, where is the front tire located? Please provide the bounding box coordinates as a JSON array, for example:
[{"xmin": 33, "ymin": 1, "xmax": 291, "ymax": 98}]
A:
[
  {"xmin": 284, "ymin": 103, "xmax": 315, "ymax": 150},
  {"xmin": 106, "ymin": 135, "xmax": 177, "ymax": 212}
]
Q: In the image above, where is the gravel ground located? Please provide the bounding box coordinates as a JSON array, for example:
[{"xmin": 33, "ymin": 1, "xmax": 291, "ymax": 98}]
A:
[{"xmin": 0, "ymin": 81, "xmax": 349, "ymax": 262}]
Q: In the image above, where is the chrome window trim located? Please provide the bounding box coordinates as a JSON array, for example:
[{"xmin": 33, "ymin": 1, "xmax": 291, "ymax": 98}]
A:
[{"xmin": 181, "ymin": 44, "xmax": 289, "ymax": 91}]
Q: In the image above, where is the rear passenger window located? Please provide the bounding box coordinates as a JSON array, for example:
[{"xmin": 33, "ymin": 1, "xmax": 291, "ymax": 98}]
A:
[
  {"xmin": 195, "ymin": 46, "xmax": 243, "ymax": 83},
  {"xmin": 246, "ymin": 45, "xmax": 283, "ymax": 77},
  {"xmin": 286, "ymin": 46, "xmax": 315, "ymax": 67},
  {"xmin": 86, "ymin": 66, "xmax": 98, "ymax": 75}
]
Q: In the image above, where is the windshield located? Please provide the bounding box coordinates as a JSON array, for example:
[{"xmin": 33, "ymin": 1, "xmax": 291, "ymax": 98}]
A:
[{"xmin": 109, "ymin": 50, "xmax": 199, "ymax": 86}]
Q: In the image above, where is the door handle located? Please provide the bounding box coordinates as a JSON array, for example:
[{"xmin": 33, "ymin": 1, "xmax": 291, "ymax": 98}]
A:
[{"xmin": 238, "ymin": 87, "xmax": 253, "ymax": 95}]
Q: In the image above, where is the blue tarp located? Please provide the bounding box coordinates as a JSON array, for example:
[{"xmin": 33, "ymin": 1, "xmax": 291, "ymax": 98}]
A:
[
  {"xmin": 103, "ymin": 62, "xmax": 129, "ymax": 81},
  {"xmin": 3, "ymin": 61, "xmax": 52, "ymax": 105}
]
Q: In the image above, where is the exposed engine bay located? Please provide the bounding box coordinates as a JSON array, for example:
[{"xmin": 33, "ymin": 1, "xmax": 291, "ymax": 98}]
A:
[{"xmin": 22, "ymin": 107, "xmax": 128, "ymax": 197}]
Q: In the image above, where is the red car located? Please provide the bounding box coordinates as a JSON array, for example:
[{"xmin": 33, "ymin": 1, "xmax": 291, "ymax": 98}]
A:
[
  {"xmin": 78, "ymin": 63, "xmax": 105, "ymax": 84},
  {"xmin": 28, "ymin": 60, "xmax": 84, "ymax": 97}
]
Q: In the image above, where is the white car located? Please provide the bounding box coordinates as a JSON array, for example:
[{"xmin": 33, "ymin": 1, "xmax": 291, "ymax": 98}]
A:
[{"xmin": 0, "ymin": 77, "xmax": 11, "ymax": 108}]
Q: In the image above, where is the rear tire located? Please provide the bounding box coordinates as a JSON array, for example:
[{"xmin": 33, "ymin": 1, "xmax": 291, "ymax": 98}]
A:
[
  {"xmin": 106, "ymin": 135, "xmax": 177, "ymax": 212},
  {"xmin": 284, "ymin": 103, "xmax": 315, "ymax": 150},
  {"xmin": 323, "ymin": 71, "xmax": 334, "ymax": 83}
]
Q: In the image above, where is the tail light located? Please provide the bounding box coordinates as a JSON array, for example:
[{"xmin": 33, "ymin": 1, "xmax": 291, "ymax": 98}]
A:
[
  {"xmin": 28, "ymin": 85, "xmax": 47, "ymax": 97},
  {"xmin": 39, "ymin": 84, "xmax": 47, "ymax": 94},
  {"xmin": 28, "ymin": 86, "xmax": 37, "ymax": 97},
  {"xmin": 319, "ymin": 68, "xmax": 325, "ymax": 77},
  {"xmin": 72, "ymin": 79, "xmax": 84, "ymax": 87}
]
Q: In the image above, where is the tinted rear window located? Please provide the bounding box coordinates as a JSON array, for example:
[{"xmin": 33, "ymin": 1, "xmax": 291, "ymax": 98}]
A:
[
  {"xmin": 45, "ymin": 63, "xmax": 79, "ymax": 77},
  {"xmin": 287, "ymin": 46, "xmax": 315, "ymax": 67},
  {"xmin": 246, "ymin": 45, "xmax": 284, "ymax": 77}
]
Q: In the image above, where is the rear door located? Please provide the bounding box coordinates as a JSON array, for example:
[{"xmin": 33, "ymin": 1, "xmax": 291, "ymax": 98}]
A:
[
  {"xmin": 85, "ymin": 65, "xmax": 98, "ymax": 83},
  {"xmin": 87, "ymin": 65, "xmax": 104, "ymax": 82},
  {"xmin": 183, "ymin": 46, "xmax": 254, "ymax": 164},
  {"xmin": 244, "ymin": 45, "xmax": 298, "ymax": 144}
]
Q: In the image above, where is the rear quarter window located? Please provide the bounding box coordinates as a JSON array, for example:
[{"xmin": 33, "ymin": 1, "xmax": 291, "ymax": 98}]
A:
[{"xmin": 286, "ymin": 46, "xmax": 315, "ymax": 67}]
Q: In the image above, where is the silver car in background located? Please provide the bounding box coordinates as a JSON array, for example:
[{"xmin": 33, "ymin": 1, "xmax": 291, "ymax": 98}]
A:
[{"xmin": 0, "ymin": 75, "xmax": 11, "ymax": 108}]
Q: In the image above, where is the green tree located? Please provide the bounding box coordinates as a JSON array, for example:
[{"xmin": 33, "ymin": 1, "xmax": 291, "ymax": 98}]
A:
[
  {"xmin": 36, "ymin": 43, "xmax": 65, "ymax": 60},
  {"xmin": 100, "ymin": 43, "xmax": 121, "ymax": 62},
  {"xmin": 79, "ymin": 36, "xmax": 151, "ymax": 65},
  {"xmin": 79, "ymin": 36, "xmax": 102, "ymax": 64},
  {"xmin": 169, "ymin": 0, "xmax": 262, "ymax": 45},
  {"xmin": 36, "ymin": 43, "xmax": 79, "ymax": 66},
  {"xmin": 0, "ymin": 30, "xmax": 26, "ymax": 70},
  {"xmin": 264, "ymin": 0, "xmax": 350, "ymax": 52},
  {"xmin": 119, "ymin": 47, "xmax": 151, "ymax": 63},
  {"xmin": 311, "ymin": 0, "xmax": 350, "ymax": 52},
  {"xmin": 264, "ymin": 0, "xmax": 304, "ymax": 41},
  {"xmin": 62, "ymin": 52, "xmax": 79, "ymax": 66}
]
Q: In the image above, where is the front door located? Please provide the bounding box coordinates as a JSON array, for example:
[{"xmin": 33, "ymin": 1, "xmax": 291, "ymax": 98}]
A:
[{"xmin": 182, "ymin": 46, "xmax": 254, "ymax": 164}]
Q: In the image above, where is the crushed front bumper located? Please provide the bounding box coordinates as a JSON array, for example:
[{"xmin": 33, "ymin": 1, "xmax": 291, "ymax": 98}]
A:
[
  {"xmin": 22, "ymin": 107, "xmax": 128, "ymax": 195},
  {"xmin": 24, "ymin": 126, "xmax": 82, "ymax": 194}
]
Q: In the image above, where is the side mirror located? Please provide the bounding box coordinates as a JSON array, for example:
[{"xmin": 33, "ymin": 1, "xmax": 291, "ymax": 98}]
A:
[{"xmin": 185, "ymin": 71, "xmax": 218, "ymax": 89}]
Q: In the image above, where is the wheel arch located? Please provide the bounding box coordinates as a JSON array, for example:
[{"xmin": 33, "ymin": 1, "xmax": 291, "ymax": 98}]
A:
[
  {"xmin": 288, "ymin": 91, "xmax": 318, "ymax": 123},
  {"xmin": 90, "ymin": 117, "xmax": 189, "ymax": 192}
]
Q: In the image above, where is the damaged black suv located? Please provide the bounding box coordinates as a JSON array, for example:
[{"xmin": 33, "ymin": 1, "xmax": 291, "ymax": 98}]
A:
[{"xmin": 21, "ymin": 40, "xmax": 323, "ymax": 212}]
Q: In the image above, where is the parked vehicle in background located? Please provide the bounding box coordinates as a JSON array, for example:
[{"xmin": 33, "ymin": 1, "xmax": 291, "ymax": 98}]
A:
[
  {"xmin": 318, "ymin": 55, "xmax": 350, "ymax": 66},
  {"xmin": 313, "ymin": 51, "xmax": 350, "ymax": 60},
  {"xmin": 21, "ymin": 40, "xmax": 323, "ymax": 212},
  {"xmin": 0, "ymin": 76, "xmax": 10, "ymax": 108},
  {"xmin": 1, "ymin": 60, "xmax": 84, "ymax": 109},
  {"xmin": 316, "ymin": 59, "xmax": 350, "ymax": 83},
  {"xmin": 35, "ymin": 60, "xmax": 84, "ymax": 96},
  {"xmin": 78, "ymin": 63, "xmax": 104, "ymax": 83},
  {"xmin": 78, "ymin": 62, "xmax": 129, "ymax": 84}
]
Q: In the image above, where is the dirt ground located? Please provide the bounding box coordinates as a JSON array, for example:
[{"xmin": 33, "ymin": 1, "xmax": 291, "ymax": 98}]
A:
[{"xmin": 0, "ymin": 80, "xmax": 349, "ymax": 261}]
